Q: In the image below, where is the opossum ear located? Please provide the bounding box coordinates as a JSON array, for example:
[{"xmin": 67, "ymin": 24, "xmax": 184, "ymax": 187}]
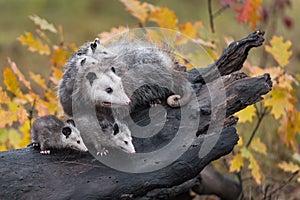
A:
[
  {"xmin": 110, "ymin": 67, "xmax": 116, "ymax": 73},
  {"xmin": 90, "ymin": 42, "xmax": 97, "ymax": 51},
  {"xmin": 113, "ymin": 123, "xmax": 119, "ymax": 135},
  {"xmin": 94, "ymin": 38, "xmax": 100, "ymax": 44},
  {"xmin": 62, "ymin": 127, "xmax": 72, "ymax": 138},
  {"xmin": 66, "ymin": 119, "xmax": 76, "ymax": 127},
  {"xmin": 80, "ymin": 58, "xmax": 86, "ymax": 66}
]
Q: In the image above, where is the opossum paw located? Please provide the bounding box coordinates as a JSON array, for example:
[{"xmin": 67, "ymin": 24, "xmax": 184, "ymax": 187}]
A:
[
  {"xmin": 150, "ymin": 99, "xmax": 161, "ymax": 107},
  {"xmin": 167, "ymin": 95, "xmax": 181, "ymax": 107},
  {"xmin": 40, "ymin": 150, "xmax": 51, "ymax": 155},
  {"xmin": 97, "ymin": 148, "xmax": 109, "ymax": 156}
]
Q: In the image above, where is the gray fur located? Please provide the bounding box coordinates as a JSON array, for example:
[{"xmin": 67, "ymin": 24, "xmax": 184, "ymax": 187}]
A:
[
  {"xmin": 31, "ymin": 115, "xmax": 88, "ymax": 154},
  {"xmin": 58, "ymin": 38, "xmax": 116, "ymax": 116}
]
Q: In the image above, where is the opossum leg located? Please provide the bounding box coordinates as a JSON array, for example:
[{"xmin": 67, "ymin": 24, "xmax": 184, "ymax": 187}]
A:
[
  {"xmin": 167, "ymin": 95, "xmax": 181, "ymax": 107},
  {"xmin": 150, "ymin": 99, "xmax": 162, "ymax": 107},
  {"xmin": 96, "ymin": 147, "xmax": 109, "ymax": 156},
  {"xmin": 40, "ymin": 150, "xmax": 51, "ymax": 155}
]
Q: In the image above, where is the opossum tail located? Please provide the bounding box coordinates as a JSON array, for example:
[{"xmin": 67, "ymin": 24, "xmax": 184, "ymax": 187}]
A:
[{"xmin": 167, "ymin": 82, "xmax": 193, "ymax": 107}]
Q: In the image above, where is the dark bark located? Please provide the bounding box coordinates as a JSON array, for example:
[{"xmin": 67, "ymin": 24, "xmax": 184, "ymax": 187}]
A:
[{"xmin": 0, "ymin": 30, "xmax": 271, "ymax": 200}]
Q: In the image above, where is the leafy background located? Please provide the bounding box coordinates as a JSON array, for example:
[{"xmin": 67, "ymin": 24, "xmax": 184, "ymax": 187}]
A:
[{"xmin": 0, "ymin": 0, "xmax": 299, "ymax": 199}]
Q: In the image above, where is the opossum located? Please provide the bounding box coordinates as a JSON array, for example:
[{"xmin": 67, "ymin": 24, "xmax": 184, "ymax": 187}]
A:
[
  {"xmin": 31, "ymin": 115, "xmax": 88, "ymax": 154},
  {"xmin": 107, "ymin": 40, "xmax": 193, "ymax": 109},
  {"xmin": 72, "ymin": 57, "xmax": 135, "ymax": 155},
  {"xmin": 59, "ymin": 38, "xmax": 117, "ymax": 116}
]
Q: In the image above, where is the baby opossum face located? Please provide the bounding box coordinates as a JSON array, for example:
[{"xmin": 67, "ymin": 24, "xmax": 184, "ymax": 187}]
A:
[
  {"xmin": 80, "ymin": 58, "xmax": 131, "ymax": 107},
  {"xmin": 100, "ymin": 120, "xmax": 136, "ymax": 154},
  {"xmin": 89, "ymin": 38, "xmax": 117, "ymax": 59},
  {"xmin": 61, "ymin": 119, "xmax": 88, "ymax": 152}
]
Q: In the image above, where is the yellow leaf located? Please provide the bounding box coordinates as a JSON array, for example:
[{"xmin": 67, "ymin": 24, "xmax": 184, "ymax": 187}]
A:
[
  {"xmin": 8, "ymin": 129, "xmax": 22, "ymax": 149},
  {"xmin": 149, "ymin": 7, "xmax": 178, "ymax": 30},
  {"xmin": 235, "ymin": 104, "xmax": 256, "ymax": 123},
  {"xmin": 3, "ymin": 67, "xmax": 21, "ymax": 95},
  {"xmin": 18, "ymin": 32, "xmax": 50, "ymax": 55},
  {"xmin": 249, "ymin": 154, "xmax": 263, "ymax": 185},
  {"xmin": 51, "ymin": 45, "xmax": 70, "ymax": 67},
  {"xmin": 0, "ymin": 87, "xmax": 11, "ymax": 104},
  {"xmin": 240, "ymin": 147, "xmax": 251, "ymax": 158},
  {"xmin": 264, "ymin": 87, "xmax": 295, "ymax": 119},
  {"xmin": 265, "ymin": 36, "xmax": 292, "ymax": 67},
  {"xmin": 250, "ymin": 138, "xmax": 267, "ymax": 155},
  {"xmin": 29, "ymin": 15, "xmax": 57, "ymax": 33},
  {"xmin": 237, "ymin": 137, "xmax": 243, "ymax": 146},
  {"xmin": 179, "ymin": 22, "xmax": 199, "ymax": 39},
  {"xmin": 29, "ymin": 72, "xmax": 47, "ymax": 90},
  {"xmin": 229, "ymin": 153, "xmax": 244, "ymax": 172},
  {"xmin": 8, "ymin": 58, "xmax": 31, "ymax": 90},
  {"xmin": 278, "ymin": 161, "xmax": 299, "ymax": 173},
  {"xmin": 119, "ymin": 0, "xmax": 150, "ymax": 24},
  {"xmin": 19, "ymin": 121, "xmax": 31, "ymax": 147}
]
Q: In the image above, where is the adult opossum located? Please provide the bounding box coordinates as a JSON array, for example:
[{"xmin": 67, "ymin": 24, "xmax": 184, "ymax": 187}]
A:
[
  {"xmin": 31, "ymin": 115, "xmax": 88, "ymax": 154},
  {"xmin": 72, "ymin": 57, "xmax": 135, "ymax": 155},
  {"xmin": 59, "ymin": 38, "xmax": 117, "ymax": 116}
]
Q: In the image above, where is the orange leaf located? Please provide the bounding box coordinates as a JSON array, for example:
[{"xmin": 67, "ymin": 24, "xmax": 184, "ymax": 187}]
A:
[
  {"xmin": 49, "ymin": 66, "xmax": 63, "ymax": 85},
  {"xmin": 17, "ymin": 106, "xmax": 28, "ymax": 125},
  {"xmin": 0, "ymin": 109, "xmax": 18, "ymax": 128},
  {"xmin": 29, "ymin": 72, "xmax": 47, "ymax": 90},
  {"xmin": 98, "ymin": 26, "xmax": 129, "ymax": 41},
  {"xmin": 51, "ymin": 45, "xmax": 70, "ymax": 67},
  {"xmin": 29, "ymin": 15, "xmax": 57, "ymax": 33},
  {"xmin": 265, "ymin": 36, "xmax": 292, "ymax": 67},
  {"xmin": 235, "ymin": 0, "xmax": 262, "ymax": 30},
  {"xmin": 18, "ymin": 32, "xmax": 50, "ymax": 55},
  {"xmin": 8, "ymin": 58, "xmax": 31, "ymax": 90},
  {"xmin": 0, "ymin": 88, "xmax": 11, "ymax": 104},
  {"xmin": 278, "ymin": 161, "xmax": 299, "ymax": 173},
  {"xmin": 149, "ymin": 7, "xmax": 178, "ymax": 30},
  {"xmin": 119, "ymin": 0, "xmax": 150, "ymax": 24}
]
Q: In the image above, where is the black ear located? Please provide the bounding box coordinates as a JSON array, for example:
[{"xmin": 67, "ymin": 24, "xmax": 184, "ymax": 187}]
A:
[
  {"xmin": 111, "ymin": 67, "xmax": 116, "ymax": 73},
  {"xmin": 80, "ymin": 58, "xmax": 86, "ymax": 66},
  {"xmin": 90, "ymin": 41, "xmax": 97, "ymax": 51},
  {"xmin": 62, "ymin": 127, "xmax": 72, "ymax": 138},
  {"xmin": 66, "ymin": 119, "xmax": 75, "ymax": 127},
  {"xmin": 86, "ymin": 72, "xmax": 97, "ymax": 86},
  {"xmin": 113, "ymin": 123, "xmax": 119, "ymax": 135}
]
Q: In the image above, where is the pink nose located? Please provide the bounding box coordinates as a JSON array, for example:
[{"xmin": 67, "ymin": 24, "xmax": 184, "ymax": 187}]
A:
[{"xmin": 125, "ymin": 100, "xmax": 131, "ymax": 105}]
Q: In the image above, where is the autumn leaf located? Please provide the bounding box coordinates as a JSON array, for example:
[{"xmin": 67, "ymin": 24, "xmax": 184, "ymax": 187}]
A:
[
  {"xmin": 8, "ymin": 58, "xmax": 31, "ymax": 90},
  {"xmin": 17, "ymin": 106, "xmax": 28, "ymax": 125},
  {"xmin": 18, "ymin": 32, "xmax": 50, "ymax": 55},
  {"xmin": 19, "ymin": 121, "xmax": 31, "ymax": 148},
  {"xmin": 235, "ymin": 0, "xmax": 262, "ymax": 29},
  {"xmin": 250, "ymin": 138, "xmax": 267, "ymax": 155},
  {"xmin": 249, "ymin": 154, "xmax": 263, "ymax": 185},
  {"xmin": 49, "ymin": 66, "xmax": 63, "ymax": 85},
  {"xmin": 264, "ymin": 87, "xmax": 295, "ymax": 120},
  {"xmin": 7, "ymin": 129, "xmax": 22, "ymax": 149},
  {"xmin": 29, "ymin": 72, "xmax": 47, "ymax": 90},
  {"xmin": 29, "ymin": 15, "xmax": 57, "ymax": 33},
  {"xmin": 149, "ymin": 7, "xmax": 178, "ymax": 30},
  {"xmin": 51, "ymin": 45, "xmax": 70, "ymax": 67},
  {"xmin": 229, "ymin": 153, "xmax": 244, "ymax": 172},
  {"xmin": 235, "ymin": 104, "xmax": 256, "ymax": 123},
  {"xmin": 0, "ymin": 109, "xmax": 18, "ymax": 128},
  {"xmin": 265, "ymin": 36, "xmax": 292, "ymax": 67},
  {"xmin": 3, "ymin": 67, "xmax": 21, "ymax": 95},
  {"xmin": 119, "ymin": 0, "xmax": 150, "ymax": 24},
  {"xmin": 0, "ymin": 88, "xmax": 11, "ymax": 104},
  {"xmin": 278, "ymin": 161, "xmax": 300, "ymax": 173},
  {"xmin": 98, "ymin": 26, "xmax": 129, "ymax": 41},
  {"xmin": 179, "ymin": 22, "xmax": 200, "ymax": 39}
]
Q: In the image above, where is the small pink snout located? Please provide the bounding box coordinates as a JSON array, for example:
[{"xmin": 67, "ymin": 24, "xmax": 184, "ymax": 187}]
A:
[{"xmin": 125, "ymin": 100, "xmax": 132, "ymax": 105}]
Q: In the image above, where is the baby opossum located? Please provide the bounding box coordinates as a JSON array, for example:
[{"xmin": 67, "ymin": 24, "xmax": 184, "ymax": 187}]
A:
[
  {"xmin": 31, "ymin": 115, "xmax": 88, "ymax": 154},
  {"xmin": 59, "ymin": 38, "xmax": 117, "ymax": 116},
  {"xmin": 94, "ymin": 116, "xmax": 136, "ymax": 156}
]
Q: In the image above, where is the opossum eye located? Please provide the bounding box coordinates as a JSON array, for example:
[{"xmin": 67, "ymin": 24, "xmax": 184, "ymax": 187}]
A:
[
  {"xmin": 62, "ymin": 127, "xmax": 72, "ymax": 138},
  {"xmin": 94, "ymin": 38, "xmax": 100, "ymax": 44},
  {"xmin": 77, "ymin": 140, "xmax": 80, "ymax": 144},
  {"xmin": 66, "ymin": 119, "xmax": 75, "ymax": 127},
  {"xmin": 110, "ymin": 67, "xmax": 116, "ymax": 73},
  {"xmin": 86, "ymin": 72, "xmax": 97, "ymax": 86},
  {"xmin": 124, "ymin": 141, "xmax": 128, "ymax": 145},
  {"xmin": 103, "ymin": 51, "xmax": 108, "ymax": 55},
  {"xmin": 105, "ymin": 87, "xmax": 113, "ymax": 94},
  {"xmin": 113, "ymin": 124, "xmax": 119, "ymax": 135}
]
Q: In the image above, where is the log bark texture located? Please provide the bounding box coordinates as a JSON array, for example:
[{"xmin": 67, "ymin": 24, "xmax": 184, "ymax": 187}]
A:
[{"xmin": 0, "ymin": 30, "xmax": 271, "ymax": 200}]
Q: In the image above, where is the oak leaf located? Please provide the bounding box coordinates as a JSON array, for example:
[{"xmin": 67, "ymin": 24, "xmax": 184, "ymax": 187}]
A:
[
  {"xmin": 18, "ymin": 32, "xmax": 50, "ymax": 55},
  {"xmin": 148, "ymin": 7, "xmax": 178, "ymax": 30},
  {"xmin": 119, "ymin": 0, "xmax": 150, "ymax": 24},
  {"xmin": 29, "ymin": 15, "xmax": 57, "ymax": 33},
  {"xmin": 235, "ymin": 104, "xmax": 256, "ymax": 123},
  {"xmin": 229, "ymin": 153, "xmax": 244, "ymax": 172},
  {"xmin": 235, "ymin": 0, "xmax": 262, "ymax": 29}
]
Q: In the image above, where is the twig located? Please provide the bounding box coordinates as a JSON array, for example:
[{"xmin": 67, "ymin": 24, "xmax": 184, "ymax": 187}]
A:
[
  {"xmin": 262, "ymin": 170, "xmax": 299, "ymax": 200},
  {"xmin": 213, "ymin": 5, "xmax": 229, "ymax": 18},
  {"xmin": 208, "ymin": 0, "xmax": 215, "ymax": 33},
  {"xmin": 246, "ymin": 104, "xmax": 268, "ymax": 148}
]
